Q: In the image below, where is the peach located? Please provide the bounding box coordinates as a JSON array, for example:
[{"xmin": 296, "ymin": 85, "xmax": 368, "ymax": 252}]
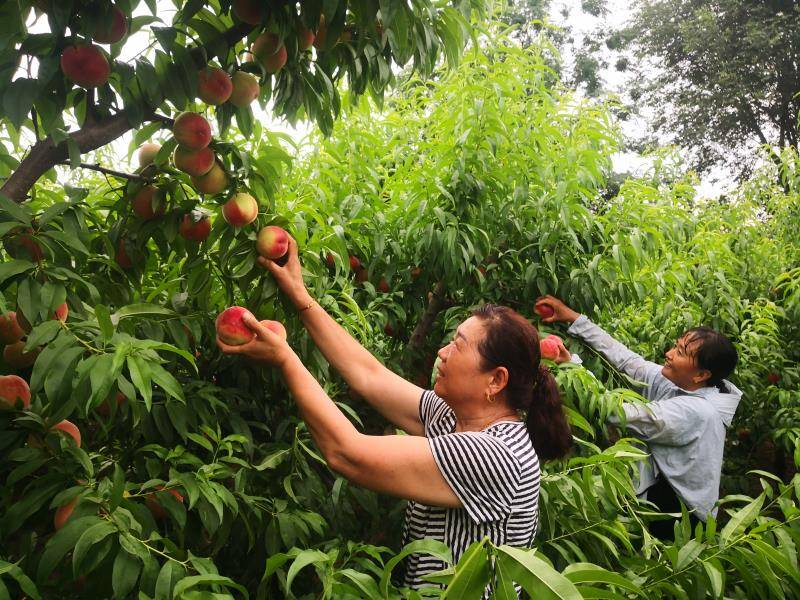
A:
[
  {"xmin": 256, "ymin": 225, "xmax": 289, "ymax": 260},
  {"xmin": 216, "ymin": 306, "xmax": 256, "ymax": 346},
  {"xmin": 378, "ymin": 277, "xmax": 390, "ymax": 293},
  {"xmin": 348, "ymin": 255, "xmax": 361, "ymax": 271},
  {"xmin": 325, "ymin": 253, "xmax": 335, "ymax": 268},
  {"xmin": 145, "ymin": 486, "xmax": 184, "ymax": 520},
  {"xmin": 232, "ymin": 0, "xmax": 262, "ymax": 25},
  {"xmin": 60, "ymin": 45, "xmax": 110, "ymax": 88},
  {"xmin": 179, "ymin": 213, "xmax": 211, "ymax": 242},
  {"xmin": 132, "ymin": 185, "xmax": 165, "ymax": 220},
  {"xmin": 93, "ymin": 6, "xmax": 128, "ymax": 44},
  {"xmin": 251, "ymin": 33, "xmax": 287, "ymax": 73},
  {"xmin": 54, "ymin": 302, "xmax": 68, "ymax": 322},
  {"xmin": 0, "ymin": 375, "xmax": 31, "ymax": 410},
  {"xmin": 222, "ymin": 192, "xmax": 258, "ymax": 227},
  {"xmin": 173, "ymin": 146, "xmax": 215, "ymax": 176},
  {"xmin": 54, "ymin": 497, "xmax": 78, "ymax": 530},
  {"xmin": 4, "ymin": 228, "xmax": 44, "ymax": 262},
  {"xmin": 314, "ymin": 17, "xmax": 329, "ymax": 50},
  {"xmin": 229, "ymin": 71, "xmax": 260, "ymax": 107},
  {"xmin": 3, "ymin": 342, "xmax": 40, "ymax": 369},
  {"xmin": 172, "ymin": 112, "xmax": 212, "ymax": 150},
  {"xmin": 52, "ymin": 419, "xmax": 81, "ymax": 447},
  {"xmin": 137, "ymin": 142, "xmax": 161, "ymax": 167},
  {"xmin": 767, "ymin": 372, "xmax": 780, "ymax": 385},
  {"xmin": 540, "ymin": 335, "xmax": 564, "ymax": 361},
  {"xmin": 0, "ymin": 312, "xmax": 25, "ymax": 345},
  {"xmin": 355, "ymin": 267, "xmax": 368, "ymax": 283},
  {"xmin": 191, "ymin": 161, "xmax": 228, "ymax": 194},
  {"xmin": 259, "ymin": 319, "xmax": 287, "ymax": 340},
  {"xmin": 96, "ymin": 391, "xmax": 125, "ymax": 416},
  {"xmin": 198, "ymin": 67, "xmax": 233, "ymax": 105},
  {"xmin": 116, "ymin": 239, "xmax": 133, "ymax": 269},
  {"xmin": 297, "ymin": 26, "xmax": 315, "ymax": 51},
  {"xmin": 534, "ymin": 303, "xmax": 554, "ymax": 319},
  {"xmin": 16, "ymin": 302, "xmax": 66, "ymax": 333}
]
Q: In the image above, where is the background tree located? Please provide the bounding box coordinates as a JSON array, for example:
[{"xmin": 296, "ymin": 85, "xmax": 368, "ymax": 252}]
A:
[{"xmin": 625, "ymin": 0, "xmax": 800, "ymax": 176}]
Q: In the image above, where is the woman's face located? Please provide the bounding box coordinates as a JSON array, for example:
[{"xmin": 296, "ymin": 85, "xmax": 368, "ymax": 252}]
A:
[
  {"xmin": 662, "ymin": 334, "xmax": 710, "ymax": 390},
  {"xmin": 433, "ymin": 316, "xmax": 492, "ymax": 403}
]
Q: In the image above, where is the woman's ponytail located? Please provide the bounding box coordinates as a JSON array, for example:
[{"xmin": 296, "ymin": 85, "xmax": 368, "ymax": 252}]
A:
[{"xmin": 525, "ymin": 366, "xmax": 572, "ymax": 462}]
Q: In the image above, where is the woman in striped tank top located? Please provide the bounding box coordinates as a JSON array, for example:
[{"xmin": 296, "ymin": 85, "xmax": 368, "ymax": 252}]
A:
[{"xmin": 217, "ymin": 237, "xmax": 573, "ymax": 595}]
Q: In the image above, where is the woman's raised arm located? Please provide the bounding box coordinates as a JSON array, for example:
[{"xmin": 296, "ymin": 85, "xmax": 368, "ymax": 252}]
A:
[{"xmin": 261, "ymin": 237, "xmax": 425, "ymax": 436}]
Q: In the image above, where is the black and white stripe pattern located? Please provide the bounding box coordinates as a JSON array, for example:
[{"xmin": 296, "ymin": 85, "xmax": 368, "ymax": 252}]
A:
[{"xmin": 401, "ymin": 390, "xmax": 541, "ymax": 594}]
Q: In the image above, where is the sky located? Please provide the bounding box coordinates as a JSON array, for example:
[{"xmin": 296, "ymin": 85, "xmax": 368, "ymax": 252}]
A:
[{"xmin": 21, "ymin": 0, "xmax": 730, "ymax": 198}]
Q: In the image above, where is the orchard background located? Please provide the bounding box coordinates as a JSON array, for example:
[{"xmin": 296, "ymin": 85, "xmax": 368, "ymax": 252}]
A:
[{"xmin": 0, "ymin": 0, "xmax": 799, "ymax": 598}]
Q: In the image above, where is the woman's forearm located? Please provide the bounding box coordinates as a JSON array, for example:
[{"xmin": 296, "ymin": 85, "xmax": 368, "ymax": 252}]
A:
[
  {"xmin": 294, "ymin": 294, "xmax": 386, "ymax": 396},
  {"xmin": 278, "ymin": 349, "xmax": 360, "ymax": 464}
]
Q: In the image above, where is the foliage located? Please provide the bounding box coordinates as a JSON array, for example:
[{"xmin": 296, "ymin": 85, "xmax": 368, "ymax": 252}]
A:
[{"xmin": 0, "ymin": 6, "xmax": 799, "ymax": 599}]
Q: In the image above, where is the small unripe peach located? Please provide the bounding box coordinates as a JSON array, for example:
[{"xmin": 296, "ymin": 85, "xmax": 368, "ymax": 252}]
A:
[
  {"xmin": 256, "ymin": 226, "xmax": 289, "ymax": 260},
  {"xmin": 137, "ymin": 142, "xmax": 161, "ymax": 168},
  {"xmin": 216, "ymin": 306, "xmax": 256, "ymax": 346}
]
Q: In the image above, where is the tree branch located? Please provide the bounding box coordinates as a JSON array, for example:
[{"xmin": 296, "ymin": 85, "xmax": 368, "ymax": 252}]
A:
[
  {"xmin": 58, "ymin": 161, "xmax": 155, "ymax": 182},
  {"xmin": 1, "ymin": 22, "xmax": 253, "ymax": 203}
]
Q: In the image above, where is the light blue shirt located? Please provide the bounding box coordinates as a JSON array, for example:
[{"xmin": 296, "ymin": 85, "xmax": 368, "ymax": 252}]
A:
[{"xmin": 567, "ymin": 315, "xmax": 742, "ymax": 520}]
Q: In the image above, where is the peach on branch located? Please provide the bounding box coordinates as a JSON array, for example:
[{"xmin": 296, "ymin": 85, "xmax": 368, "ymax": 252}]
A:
[
  {"xmin": 191, "ymin": 161, "xmax": 228, "ymax": 194},
  {"xmin": 325, "ymin": 253, "xmax": 335, "ymax": 268},
  {"xmin": 137, "ymin": 142, "xmax": 161, "ymax": 168},
  {"xmin": 93, "ymin": 5, "xmax": 128, "ymax": 44},
  {"xmin": 378, "ymin": 277, "xmax": 390, "ymax": 293},
  {"xmin": 349, "ymin": 255, "xmax": 361, "ymax": 271},
  {"xmin": 251, "ymin": 33, "xmax": 288, "ymax": 73},
  {"xmin": 767, "ymin": 372, "xmax": 780, "ymax": 385},
  {"xmin": 232, "ymin": 0, "xmax": 262, "ymax": 25},
  {"xmin": 60, "ymin": 44, "xmax": 110, "ymax": 88},
  {"xmin": 259, "ymin": 319, "xmax": 287, "ymax": 340},
  {"xmin": 355, "ymin": 267, "xmax": 368, "ymax": 284},
  {"xmin": 314, "ymin": 16, "xmax": 330, "ymax": 50},
  {"xmin": 296, "ymin": 25, "xmax": 315, "ymax": 51},
  {"xmin": 54, "ymin": 497, "xmax": 78, "ymax": 530},
  {"xmin": 0, "ymin": 375, "xmax": 31, "ymax": 410},
  {"xmin": 534, "ymin": 302, "xmax": 554, "ymax": 319},
  {"xmin": 0, "ymin": 312, "xmax": 25, "ymax": 345},
  {"xmin": 3, "ymin": 341, "xmax": 40, "ymax": 369},
  {"xmin": 16, "ymin": 302, "xmax": 67, "ymax": 333},
  {"xmin": 256, "ymin": 225, "xmax": 289, "ymax": 260},
  {"xmin": 179, "ymin": 211, "xmax": 211, "ymax": 242},
  {"xmin": 132, "ymin": 185, "xmax": 165, "ymax": 220},
  {"xmin": 52, "ymin": 419, "xmax": 81, "ymax": 447},
  {"xmin": 115, "ymin": 239, "xmax": 133, "ymax": 269},
  {"xmin": 96, "ymin": 390, "xmax": 126, "ymax": 416},
  {"xmin": 172, "ymin": 146, "xmax": 215, "ymax": 177},
  {"xmin": 145, "ymin": 486, "xmax": 184, "ymax": 520},
  {"xmin": 222, "ymin": 192, "xmax": 259, "ymax": 227},
  {"xmin": 4, "ymin": 228, "xmax": 44, "ymax": 262},
  {"xmin": 198, "ymin": 67, "xmax": 233, "ymax": 105},
  {"xmin": 229, "ymin": 71, "xmax": 260, "ymax": 107},
  {"xmin": 172, "ymin": 112, "xmax": 212, "ymax": 150},
  {"xmin": 216, "ymin": 306, "xmax": 256, "ymax": 345}
]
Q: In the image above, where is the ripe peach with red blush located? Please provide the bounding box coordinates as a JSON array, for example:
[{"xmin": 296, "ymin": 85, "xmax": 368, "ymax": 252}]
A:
[
  {"xmin": 256, "ymin": 226, "xmax": 289, "ymax": 260},
  {"xmin": 172, "ymin": 112, "xmax": 212, "ymax": 150},
  {"xmin": 0, "ymin": 375, "xmax": 31, "ymax": 410},
  {"xmin": 216, "ymin": 306, "xmax": 256, "ymax": 345}
]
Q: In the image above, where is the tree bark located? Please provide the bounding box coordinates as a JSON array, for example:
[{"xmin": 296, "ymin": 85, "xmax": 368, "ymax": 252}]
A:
[{"xmin": 408, "ymin": 280, "xmax": 448, "ymax": 353}]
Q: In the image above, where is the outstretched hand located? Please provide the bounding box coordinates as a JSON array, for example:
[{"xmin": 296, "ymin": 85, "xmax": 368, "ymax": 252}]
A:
[
  {"xmin": 535, "ymin": 295, "xmax": 581, "ymax": 324},
  {"xmin": 216, "ymin": 313, "xmax": 292, "ymax": 367},
  {"xmin": 257, "ymin": 235, "xmax": 312, "ymax": 309}
]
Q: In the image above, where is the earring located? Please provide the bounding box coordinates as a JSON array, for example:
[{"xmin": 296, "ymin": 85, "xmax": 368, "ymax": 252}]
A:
[{"xmin": 486, "ymin": 392, "xmax": 496, "ymax": 403}]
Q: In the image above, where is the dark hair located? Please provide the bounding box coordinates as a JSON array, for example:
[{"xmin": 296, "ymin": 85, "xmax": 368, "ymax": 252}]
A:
[
  {"xmin": 682, "ymin": 327, "xmax": 739, "ymax": 392},
  {"xmin": 471, "ymin": 304, "xmax": 572, "ymax": 462}
]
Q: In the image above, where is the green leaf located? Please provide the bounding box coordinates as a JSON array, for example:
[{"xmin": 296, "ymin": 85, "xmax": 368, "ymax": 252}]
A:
[
  {"xmin": 562, "ymin": 563, "xmax": 643, "ymax": 595},
  {"xmin": 441, "ymin": 539, "xmax": 490, "ymax": 599},
  {"xmin": 37, "ymin": 516, "xmax": 104, "ymax": 581},
  {"xmin": 95, "ymin": 304, "xmax": 114, "ymax": 342},
  {"xmin": 719, "ymin": 493, "xmax": 765, "ymax": 548},
  {"xmin": 0, "ymin": 259, "xmax": 35, "ymax": 286},
  {"xmin": 379, "ymin": 538, "xmax": 452, "ymax": 597},
  {"xmin": 112, "ymin": 550, "xmax": 141, "ymax": 599},
  {"xmin": 285, "ymin": 549, "xmax": 331, "ymax": 595},
  {"xmin": 495, "ymin": 546, "xmax": 582, "ymax": 600},
  {"xmin": 172, "ymin": 574, "xmax": 249, "ymax": 598},
  {"xmin": 72, "ymin": 521, "xmax": 117, "ymax": 572}
]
